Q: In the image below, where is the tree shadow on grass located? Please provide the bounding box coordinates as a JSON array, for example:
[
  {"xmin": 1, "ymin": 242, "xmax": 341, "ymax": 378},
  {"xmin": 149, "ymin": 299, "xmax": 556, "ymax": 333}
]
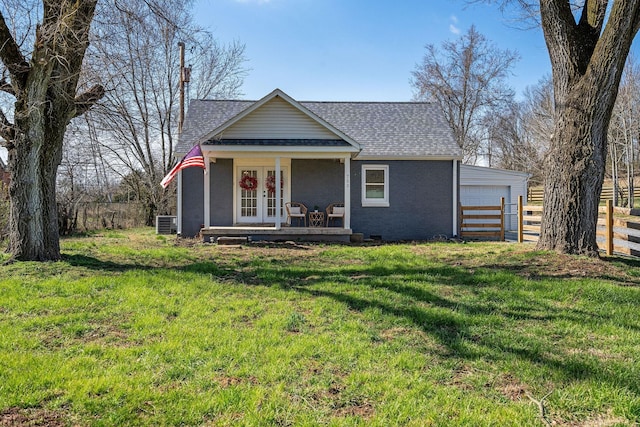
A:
[
  {"xmin": 604, "ymin": 254, "xmax": 640, "ymax": 268},
  {"xmin": 295, "ymin": 284, "xmax": 475, "ymax": 356},
  {"xmin": 246, "ymin": 261, "xmax": 636, "ymax": 325},
  {"xmin": 62, "ymin": 254, "xmax": 151, "ymax": 272},
  {"xmin": 62, "ymin": 249, "xmax": 640, "ymax": 400},
  {"xmin": 63, "ymin": 254, "xmax": 243, "ymax": 280},
  {"xmin": 603, "ymin": 255, "xmax": 640, "ymax": 284},
  {"xmin": 294, "ymin": 277, "xmax": 640, "ymax": 399},
  {"xmin": 222, "ymin": 259, "xmax": 640, "ymax": 399}
]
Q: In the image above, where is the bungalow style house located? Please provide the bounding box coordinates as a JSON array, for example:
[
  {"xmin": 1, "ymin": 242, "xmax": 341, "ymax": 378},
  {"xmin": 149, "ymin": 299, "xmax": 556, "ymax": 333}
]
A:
[{"xmin": 175, "ymin": 89, "xmax": 462, "ymax": 242}]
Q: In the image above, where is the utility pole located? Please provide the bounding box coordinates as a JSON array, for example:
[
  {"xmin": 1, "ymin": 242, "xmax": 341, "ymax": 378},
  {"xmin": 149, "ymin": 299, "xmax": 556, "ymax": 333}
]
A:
[{"xmin": 178, "ymin": 42, "xmax": 191, "ymax": 134}]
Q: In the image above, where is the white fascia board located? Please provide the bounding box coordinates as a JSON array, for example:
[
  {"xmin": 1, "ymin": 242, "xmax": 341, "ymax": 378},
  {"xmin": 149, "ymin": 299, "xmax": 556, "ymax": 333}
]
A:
[
  {"xmin": 460, "ymin": 164, "xmax": 531, "ymax": 179},
  {"xmin": 354, "ymin": 155, "xmax": 464, "ymax": 161},
  {"xmin": 204, "ymin": 150, "xmax": 355, "ymax": 160},
  {"xmin": 196, "ymin": 88, "xmax": 362, "ymax": 151},
  {"xmin": 201, "ymin": 145, "xmax": 359, "ymax": 154},
  {"xmin": 197, "ymin": 94, "xmax": 274, "ymax": 144},
  {"xmin": 269, "ymin": 90, "xmax": 362, "ymax": 151}
]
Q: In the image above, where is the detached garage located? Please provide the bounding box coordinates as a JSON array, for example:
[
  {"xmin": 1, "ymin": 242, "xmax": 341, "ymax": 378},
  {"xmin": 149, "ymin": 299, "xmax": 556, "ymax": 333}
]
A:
[{"xmin": 460, "ymin": 165, "xmax": 530, "ymax": 231}]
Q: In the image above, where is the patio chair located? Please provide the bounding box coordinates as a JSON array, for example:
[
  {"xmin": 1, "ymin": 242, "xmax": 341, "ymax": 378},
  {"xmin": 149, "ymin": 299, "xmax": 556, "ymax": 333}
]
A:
[
  {"xmin": 325, "ymin": 202, "xmax": 345, "ymax": 227},
  {"xmin": 285, "ymin": 202, "xmax": 307, "ymax": 227}
]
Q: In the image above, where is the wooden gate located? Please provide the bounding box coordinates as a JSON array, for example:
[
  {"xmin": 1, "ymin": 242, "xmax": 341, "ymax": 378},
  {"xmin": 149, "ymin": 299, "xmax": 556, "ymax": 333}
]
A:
[{"xmin": 459, "ymin": 197, "xmax": 505, "ymax": 241}]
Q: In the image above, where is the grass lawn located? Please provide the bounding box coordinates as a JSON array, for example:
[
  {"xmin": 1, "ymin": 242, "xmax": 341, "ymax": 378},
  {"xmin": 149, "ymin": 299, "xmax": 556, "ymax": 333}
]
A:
[{"xmin": 1, "ymin": 229, "xmax": 639, "ymax": 426}]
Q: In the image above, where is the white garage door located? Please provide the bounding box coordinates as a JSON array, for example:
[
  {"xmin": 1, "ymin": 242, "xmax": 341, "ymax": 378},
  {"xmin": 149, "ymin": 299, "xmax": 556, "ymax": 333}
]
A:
[
  {"xmin": 460, "ymin": 185, "xmax": 509, "ymax": 206},
  {"xmin": 460, "ymin": 185, "xmax": 515, "ymax": 230}
]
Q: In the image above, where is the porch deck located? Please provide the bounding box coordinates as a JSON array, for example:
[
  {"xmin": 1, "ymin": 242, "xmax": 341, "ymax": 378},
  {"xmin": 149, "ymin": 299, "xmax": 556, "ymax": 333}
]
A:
[{"xmin": 200, "ymin": 225, "xmax": 352, "ymax": 243}]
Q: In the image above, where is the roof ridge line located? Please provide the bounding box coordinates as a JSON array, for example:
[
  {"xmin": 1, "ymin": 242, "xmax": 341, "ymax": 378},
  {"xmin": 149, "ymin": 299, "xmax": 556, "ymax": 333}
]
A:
[
  {"xmin": 190, "ymin": 99, "xmax": 433, "ymax": 105},
  {"xmin": 300, "ymin": 100, "xmax": 432, "ymax": 104}
]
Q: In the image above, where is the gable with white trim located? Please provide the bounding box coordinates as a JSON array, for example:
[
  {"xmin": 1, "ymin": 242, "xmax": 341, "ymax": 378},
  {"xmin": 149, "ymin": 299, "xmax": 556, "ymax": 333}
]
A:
[{"xmin": 218, "ymin": 96, "xmax": 338, "ymax": 140}]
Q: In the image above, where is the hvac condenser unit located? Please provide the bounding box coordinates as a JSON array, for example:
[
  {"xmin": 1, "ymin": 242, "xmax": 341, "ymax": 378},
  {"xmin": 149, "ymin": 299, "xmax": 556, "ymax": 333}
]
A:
[{"xmin": 156, "ymin": 215, "xmax": 177, "ymax": 234}]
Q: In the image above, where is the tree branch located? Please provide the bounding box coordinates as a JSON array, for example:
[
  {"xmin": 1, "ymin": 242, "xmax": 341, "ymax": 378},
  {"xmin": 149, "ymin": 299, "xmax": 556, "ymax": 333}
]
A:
[
  {"xmin": 0, "ymin": 12, "xmax": 29, "ymax": 91},
  {"xmin": 573, "ymin": 0, "xmax": 608, "ymax": 75},
  {"xmin": 579, "ymin": 0, "xmax": 607, "ymax": 31},
  {"xmin": 589, "ymin": 1, "xmax": 640, "ymax": 92},
  {"xmin": 0, "ymin": 78, "xmax": 14, "ymax": 96},
  {"xmin": 540, "ymin": 0, "xmax": 577, "ymax": 80},
  {"xmin": 74, "ymin": 84, "xmax": 105, "ymax": 117},
  {"xmin": 0, "ymin": 108, "xmax": 15, "ymax": 144},
  {"xmin": 525, "ymin": 391, "xmax": 553, "ymax": 427}
]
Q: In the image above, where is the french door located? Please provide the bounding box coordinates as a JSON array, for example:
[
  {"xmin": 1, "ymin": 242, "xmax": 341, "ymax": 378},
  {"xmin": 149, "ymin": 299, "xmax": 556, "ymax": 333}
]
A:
[{"xmin": 237, "ymin": 167, "xmax": 287, "ymax": 224}]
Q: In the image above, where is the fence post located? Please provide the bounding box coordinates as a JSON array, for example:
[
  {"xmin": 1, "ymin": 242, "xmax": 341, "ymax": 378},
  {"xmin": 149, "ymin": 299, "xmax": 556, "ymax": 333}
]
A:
[
  {"xmin": 458, "ymin": 202, "xmax": 462, "ymax": 237},
  {"xmin": 517, "ymin": 195, "xmax": 523, "ymax": 243},
  {"xmin": 606, "ymin": 199, "xmax": 613, "ymax": 256},
  {"xmin": 500, "ymin": 197, "xmax": 505, "ymax": 241}
]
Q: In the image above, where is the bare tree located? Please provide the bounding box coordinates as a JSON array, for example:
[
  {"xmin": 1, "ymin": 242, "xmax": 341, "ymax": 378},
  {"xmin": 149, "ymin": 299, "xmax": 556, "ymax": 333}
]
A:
[
  {"xmin": 411, "ymin": 25, "xmax": 519, "ymax": 164},
  {"xmin": 86, "ymin": 0, "xmax": 247, "ymax": 225},
  {"xmin": 57, "ymin": 114, "xmax": 114, "ymax": 234},
  {"xmin": 0, "ymin": 0, "xmax": 236, "ymax": 259},
  {"xmin": 475, "ymin": 0, "xmax": 640, "ymax": 255},
  {"xmin": 0, "ymin": 0, "xmax": 104, "ymax": 261},
  {"xmin": 474, "ymin": 75, "xmax": 554, "ymax": 186},
  {"xmin": 485, "ymin": 101, "xmax": 546, "ymax": 185},
  {"xmin": 607, "ymin": 55, "xmax": 640, "ymax": 207},
  {"xmin": 520, "ymin": 75, "xmax": 554, "ymax": 162}
]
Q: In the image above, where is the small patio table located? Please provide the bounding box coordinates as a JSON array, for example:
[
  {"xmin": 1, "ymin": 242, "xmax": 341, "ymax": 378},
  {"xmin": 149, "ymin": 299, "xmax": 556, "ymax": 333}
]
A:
[{"xmin": 308, "ymin": 211, "xmax": 325, "ymax": 227}]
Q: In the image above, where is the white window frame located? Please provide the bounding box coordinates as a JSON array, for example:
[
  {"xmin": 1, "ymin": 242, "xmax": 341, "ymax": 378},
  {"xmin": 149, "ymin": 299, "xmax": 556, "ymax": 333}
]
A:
[{"xmin": 361, "ymin": 164, "xmax": 389, "ymax": 207}]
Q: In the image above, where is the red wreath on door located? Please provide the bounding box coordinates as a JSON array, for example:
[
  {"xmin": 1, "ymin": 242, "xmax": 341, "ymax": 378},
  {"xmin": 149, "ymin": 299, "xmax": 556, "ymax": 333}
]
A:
[
  {"xmin": 239, "ymin": 174, "xmax": 258, "ymax": 191},
  {"xmin": 265, "ymin": 175, "xmax": 283, "ymax": 194}
]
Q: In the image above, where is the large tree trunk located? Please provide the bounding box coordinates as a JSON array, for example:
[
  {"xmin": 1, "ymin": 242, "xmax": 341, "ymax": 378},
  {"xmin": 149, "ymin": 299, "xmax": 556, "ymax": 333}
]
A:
[
  {"xmin": 538, "ymin": 89, "xmax": 607, "ymax": 255},
  {"xmin": 536, "ymin": 0, "xmax": 640, "ymax": 256},
  {"xmin": 7, "ymin": 41, "xmax": 69, "ymax": 260},
  {"xmin": 0, "ymin": 1, "xmax": 102, "ymax": 261},
  {"xmin": 8, "ymin": 124, "xmax": 64, "ymax": 260}
]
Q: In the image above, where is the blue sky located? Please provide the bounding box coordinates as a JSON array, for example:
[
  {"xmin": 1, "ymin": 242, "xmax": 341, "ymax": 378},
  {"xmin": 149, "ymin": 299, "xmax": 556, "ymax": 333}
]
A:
[
  {"xmin": 192, "ymin": 0, "xmax": 552, "ymax": 101},
  {"xmin": 0, "ymin": 2, "xmax": 550, "ymax": 162}
]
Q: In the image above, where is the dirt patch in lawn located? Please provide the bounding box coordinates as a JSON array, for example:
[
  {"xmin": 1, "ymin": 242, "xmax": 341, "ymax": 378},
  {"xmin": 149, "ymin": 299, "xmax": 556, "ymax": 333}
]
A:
[
  {"xmin": 555, "ymin": 410, "xmax": 630, "ymax": 427},
  {"xmin": 493, "ymin": 373, "xmax": 529, "ymax": 401},
  {"xmin": 213, "ymin": 375, "xmax": 258, "ymax": 388},
  {"xmin": 39, "ymin": 316, "xmax": 137, "ymax": 350},
  {"xmin": 334, "ymin": 401, "xmax": 375, "ymax": 419},
  {"xmin": 160, "ymin": 235, "xmax": 640, "ymax": 287},
  {"xmin": 0, "ymin": 407, "xmax": 68, "ymax": 427},
  {"xmin": 508, "ymin": 252, "xmax": 635, "ymax": 282},
  {"xmin": 177, "ymin": 238, "xmax": 640, "ymax": 287},
  {"xmin": 421, "ymin": 245, "xmax": 639, "ymax": 285}
]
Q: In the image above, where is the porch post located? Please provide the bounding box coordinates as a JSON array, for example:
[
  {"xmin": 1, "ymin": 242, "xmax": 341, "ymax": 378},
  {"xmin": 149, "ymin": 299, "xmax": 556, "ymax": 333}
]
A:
[
  {"xmin": 452, "ymin": 159, "xmax": 458, "ymax": 236},
  {"xmin": 275, "ymin": 157, "xmax": 281, "ymax": 230},
  {"xmin": 204, "ymin": 158, "xmax": 210, "ymax": 228},
  {"xmin": 177, "ymin": 170, "xmax": 182, "ymax": 235},
  {"xmin": 344, "ymin": 155, "xmax": 351, "ymax": 229}
]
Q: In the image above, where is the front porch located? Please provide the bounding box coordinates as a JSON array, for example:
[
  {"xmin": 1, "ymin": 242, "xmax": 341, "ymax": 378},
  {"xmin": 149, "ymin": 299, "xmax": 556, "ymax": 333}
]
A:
[
  {"xmin": 176, "ymin": 90, "xmax": 363, "ymax": 239},
  {"xmin": 200, "ymin": 225, "xmax": 352, "ymax": 243}
]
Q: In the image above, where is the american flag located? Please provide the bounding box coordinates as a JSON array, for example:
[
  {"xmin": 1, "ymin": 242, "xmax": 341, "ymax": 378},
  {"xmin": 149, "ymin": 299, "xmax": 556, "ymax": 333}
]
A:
[{"xmin": 160, "ymin": 144, "xmax": 206, "ymax": 188}]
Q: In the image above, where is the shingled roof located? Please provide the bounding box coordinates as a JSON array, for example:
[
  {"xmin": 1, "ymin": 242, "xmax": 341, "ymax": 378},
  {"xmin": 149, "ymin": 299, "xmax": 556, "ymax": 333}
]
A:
[
  {"xmin": 177, "ymin": 91, "xmax": 461, "ymax": 159},
  {"xmin": 302, "ymin": 101, "xmax": 460, "ymax": 158},
  {"xmin": 178, "ymin": 99, "xmax": 254, "ymax": 153}
]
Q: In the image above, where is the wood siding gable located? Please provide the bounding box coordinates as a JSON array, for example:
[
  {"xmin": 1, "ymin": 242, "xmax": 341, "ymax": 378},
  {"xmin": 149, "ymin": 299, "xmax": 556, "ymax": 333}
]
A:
[{"xmin": 218, "ymin": 96, "xmax": 339, "ymax": 140}]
